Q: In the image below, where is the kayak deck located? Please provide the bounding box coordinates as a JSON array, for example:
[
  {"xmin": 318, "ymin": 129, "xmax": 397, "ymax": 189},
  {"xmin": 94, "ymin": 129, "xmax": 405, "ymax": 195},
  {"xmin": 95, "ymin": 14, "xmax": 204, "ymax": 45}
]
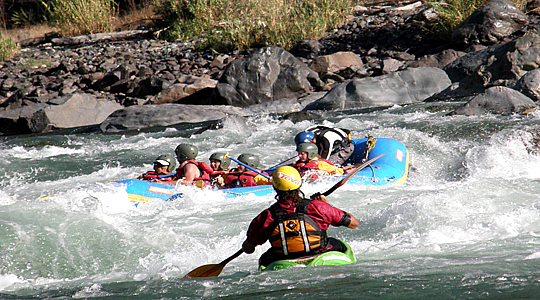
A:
[{"xmin": 260, "ymin": 240, "xmax": 356, "ymax": 271}]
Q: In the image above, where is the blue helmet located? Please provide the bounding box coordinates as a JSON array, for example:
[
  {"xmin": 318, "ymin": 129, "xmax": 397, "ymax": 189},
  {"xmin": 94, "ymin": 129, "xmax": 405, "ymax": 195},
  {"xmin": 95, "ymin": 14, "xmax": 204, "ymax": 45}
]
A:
[{"xmin": 295, "ymin": 131, "xmax": 315, "ymax": 145}]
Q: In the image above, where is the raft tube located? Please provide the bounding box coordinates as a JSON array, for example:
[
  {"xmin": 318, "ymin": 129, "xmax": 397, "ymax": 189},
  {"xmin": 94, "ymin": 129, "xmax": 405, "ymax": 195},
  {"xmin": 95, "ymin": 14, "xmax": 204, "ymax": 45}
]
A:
[{"xmin": 115, "ymin": 137, "xmax": 409, "ymax": 204}]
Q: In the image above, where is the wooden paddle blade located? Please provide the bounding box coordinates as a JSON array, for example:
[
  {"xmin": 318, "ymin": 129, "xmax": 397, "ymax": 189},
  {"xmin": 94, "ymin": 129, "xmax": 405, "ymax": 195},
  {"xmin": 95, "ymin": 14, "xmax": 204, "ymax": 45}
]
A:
[
  {"xmin": 182, "ymin": 264, "xmax": 224, "ymax": 279},
  {"xmin": 182, "ymin": 249, "xmax": 244, "ymax": 279}
]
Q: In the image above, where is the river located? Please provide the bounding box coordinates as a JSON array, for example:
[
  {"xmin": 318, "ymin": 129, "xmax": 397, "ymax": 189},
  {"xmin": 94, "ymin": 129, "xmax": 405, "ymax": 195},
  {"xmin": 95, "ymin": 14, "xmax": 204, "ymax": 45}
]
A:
[{"xmin": 1, "ymin": 101, "xmax": 540, "ymax": 299}]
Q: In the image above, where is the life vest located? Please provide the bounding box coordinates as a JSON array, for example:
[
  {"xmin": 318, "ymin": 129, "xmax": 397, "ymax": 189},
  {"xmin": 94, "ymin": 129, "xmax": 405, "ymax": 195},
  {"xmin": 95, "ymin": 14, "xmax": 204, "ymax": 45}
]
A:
[
  {"xmin": 268, "ymin": 199, "xmax": 327, "ymax": 256},
  {"xmin": 224, "ymin": 169, "xmax": 260, "ymax": 187},
  {"xmin": 176, "ymin": 160, "xmax": 212, "ymax": 187},
  {"xmin": 306, "ymin": 126, "xmax": 352, "ymax": 160},
  {"xmin": 139, "ymin": 171, "xmax": 173, "ymax": 181},
  {"xmin": 291, "ymin": 158, "xmax": 332, "ymax": 177}
]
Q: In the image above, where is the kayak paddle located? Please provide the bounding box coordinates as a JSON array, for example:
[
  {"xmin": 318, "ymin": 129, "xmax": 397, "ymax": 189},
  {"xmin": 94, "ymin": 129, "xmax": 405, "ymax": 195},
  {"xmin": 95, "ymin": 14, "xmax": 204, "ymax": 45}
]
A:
[
  {"xmin": 182, "ymin": 249, "xmax": 243, "ymax": 279},
  {"xmin": 321, "ymin": 153, "xmax": 385, "ymax": 197},
  {"xmin": 182, "ymin": 153, "xmax": 385, "ymax": 279}
]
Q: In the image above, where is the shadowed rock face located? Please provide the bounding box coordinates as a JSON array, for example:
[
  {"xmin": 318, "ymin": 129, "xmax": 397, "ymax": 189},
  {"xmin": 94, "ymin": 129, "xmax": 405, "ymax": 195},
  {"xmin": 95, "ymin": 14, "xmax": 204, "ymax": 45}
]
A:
[
  {"xmin": 444, "ymin": 29, "xmax": 540, "ymax": 93},
  {"xmin": 452, "ymin": 0, "xmax": 528, "ymax": 46},
  {"xmin": 212, "ymin": 46, "xmax": 324, "ymax": 107}
]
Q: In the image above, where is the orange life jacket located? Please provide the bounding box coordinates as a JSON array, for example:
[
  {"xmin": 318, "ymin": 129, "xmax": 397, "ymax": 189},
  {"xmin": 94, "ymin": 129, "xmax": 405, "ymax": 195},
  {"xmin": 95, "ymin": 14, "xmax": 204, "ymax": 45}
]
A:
[{"xmin": 268, "ymin": 199, "xmax": 327, "ymax": 256}]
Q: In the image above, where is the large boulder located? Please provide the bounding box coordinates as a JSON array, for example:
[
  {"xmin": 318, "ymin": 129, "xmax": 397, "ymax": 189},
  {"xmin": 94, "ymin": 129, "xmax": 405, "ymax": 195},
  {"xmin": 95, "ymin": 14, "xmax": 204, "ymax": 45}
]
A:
[
  {"xmin": 28, "ymin": 93, "xmax": 123, "ymax": 133},
  {"xmin": 0, "ymin": 103, "xmax": 48, "ymax": 135},
  {"xmin": 514, "ymin": 68, "xmax": 540, "ymax": 101},
  {"xmin": 212, "ymin": 46, "xmax": 324, "ymax": 107},
  {"xmin": 449, "ymin": 86, "xmax": 537, "ymax": 116},
  {"xmin": 452, "ymin": 0, "xmax": 528, "ymax": 46},
  {"xmin": 303, "ymin": 67, "xmax": 451, "ymax": 111},
  {"xmin": 444, "ymin": 29, "xmax": 540, "ymax": 91},
  {"xmin": 99, "ymin": 103, "xmax": 247, "ymax": 132}
]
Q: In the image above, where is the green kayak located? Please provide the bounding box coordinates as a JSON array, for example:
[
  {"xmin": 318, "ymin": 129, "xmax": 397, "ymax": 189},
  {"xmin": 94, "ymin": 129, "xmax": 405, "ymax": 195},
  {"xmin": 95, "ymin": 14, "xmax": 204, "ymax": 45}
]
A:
[{"xmin": 260, "ymin": 240, "xmax": 356, "ymax": 271}]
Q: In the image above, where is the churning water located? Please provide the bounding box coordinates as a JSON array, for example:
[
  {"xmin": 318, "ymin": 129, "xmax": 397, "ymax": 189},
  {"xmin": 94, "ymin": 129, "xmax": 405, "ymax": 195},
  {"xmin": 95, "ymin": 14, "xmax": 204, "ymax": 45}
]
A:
[{"xmin": 2, "ymin": 102, "xmax": 540, "ymax": 299}]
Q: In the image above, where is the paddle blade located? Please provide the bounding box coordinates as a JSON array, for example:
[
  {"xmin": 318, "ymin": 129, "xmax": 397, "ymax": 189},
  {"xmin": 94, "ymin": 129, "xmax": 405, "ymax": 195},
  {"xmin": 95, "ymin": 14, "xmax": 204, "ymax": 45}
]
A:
[
  {"xmin": 182, "ymin": 249, "xmax": 243, "ymax": 279},
  {"xmin": 182, "ymin": 264, "xmax": 224, "ymax": 279}
]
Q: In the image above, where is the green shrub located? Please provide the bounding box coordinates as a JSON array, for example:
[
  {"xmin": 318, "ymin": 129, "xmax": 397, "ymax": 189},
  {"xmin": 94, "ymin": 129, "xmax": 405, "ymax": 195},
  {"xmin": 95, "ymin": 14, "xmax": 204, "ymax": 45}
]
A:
[
  {"xmin": 48, "ymin": 0, "xmax": 117, "ymax": 36},
  {"xmin": 154, "ymin": 0, "xmax": 350, "ymax": 51},
  {"xmin": 0, "ymin": 34, "xmax": 20, "ymax": 61}
]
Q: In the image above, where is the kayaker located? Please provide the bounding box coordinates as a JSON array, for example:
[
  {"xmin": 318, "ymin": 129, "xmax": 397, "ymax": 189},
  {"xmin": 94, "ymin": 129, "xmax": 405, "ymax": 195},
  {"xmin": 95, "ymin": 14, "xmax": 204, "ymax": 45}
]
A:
[
  {"xmin": 241, "ymin": 166, "xmax": 359, "ymax": 268},
  {"xmin": 223, "ymin": 153, "xmax": 269, "ymax": 188},
  {"xmin": 291, "ymin": 143, "xmax": 350, "ymax": 178},
  {"xmin": 295, "ymin": 125, "xmax": 354, "ymax": 166},
  {"xmin": 138, "ymin": 154, "xmax": 177, "ymax": 182},
  {"xmin": 169, "ymin": 143, "xmax": 213, "ymax": 187},
  {"xmin": 208, "ymin": 152, "xmax": 231, "ymax": 187}
]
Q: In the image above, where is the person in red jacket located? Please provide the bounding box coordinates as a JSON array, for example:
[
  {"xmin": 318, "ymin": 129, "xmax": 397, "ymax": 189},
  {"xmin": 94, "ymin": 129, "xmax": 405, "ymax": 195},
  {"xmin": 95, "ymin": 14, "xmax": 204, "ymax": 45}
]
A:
[
  {"xmin": 223, "ymin": 153, "xmax": 269, "ymax": 188},
  {"xmin": 138, "ymin": 154, "xmax": 177, "ymax": 182},
  {"xmin": 291, "ymin": 143, "xmax": 346, "ymax": 179},
  {"xmin": 208, "ymin": 152, "xmax": 231, "ymax": 187},
  {"xmin": 241, "ymin": 166, "xmax": 359, "ymax": 268},
  {"xmin": 169, "ymin": 143, "xmax": 212, "ymax": 187}
]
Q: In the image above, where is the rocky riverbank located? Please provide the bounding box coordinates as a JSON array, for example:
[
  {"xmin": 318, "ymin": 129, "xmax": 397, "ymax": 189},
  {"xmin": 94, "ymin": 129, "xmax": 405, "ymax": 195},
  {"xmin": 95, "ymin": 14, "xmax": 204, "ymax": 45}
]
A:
[{"xmin": 1, "ymin": 0, "xmax": 540, "ymax": 136}]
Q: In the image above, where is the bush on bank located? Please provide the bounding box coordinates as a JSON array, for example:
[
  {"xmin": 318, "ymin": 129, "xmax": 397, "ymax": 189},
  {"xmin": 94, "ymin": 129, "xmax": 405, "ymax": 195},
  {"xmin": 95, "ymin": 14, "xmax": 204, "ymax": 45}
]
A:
[
  {"xmin": 0, "ymin": 34, "xmax": 19, "ymax": 61},
  {"xmin": 47, "ymin": 0, "xmax": 118, "ymax": 36},
  {"xmin": 153, "ymin": 0, "xmax": 351, "ymax": 51}
]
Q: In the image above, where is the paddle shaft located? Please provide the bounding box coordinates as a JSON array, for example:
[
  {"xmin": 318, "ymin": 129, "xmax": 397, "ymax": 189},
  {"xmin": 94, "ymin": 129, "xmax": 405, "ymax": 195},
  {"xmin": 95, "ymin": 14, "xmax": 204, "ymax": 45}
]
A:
[
  {"xmin": 182, "ymin": 249, "xmax": 243, "ymax": 279},
  {"xmin": 157, "ymin": 172, "xmax": 176, "ymax": 179},
  {"xmin": 321, "ymin": 153, "xmax": 385, "ymax": 197},
  {"xmin": 220, "ymin": 249, "xmax": 244, "ymax": 265},
  {"xmin": 264, "ymin": 155, "xmax": 298, "ymax": 173},
  {"xmin": 225, "ymin": 155, "xmax": 270, "ymax": 179}
]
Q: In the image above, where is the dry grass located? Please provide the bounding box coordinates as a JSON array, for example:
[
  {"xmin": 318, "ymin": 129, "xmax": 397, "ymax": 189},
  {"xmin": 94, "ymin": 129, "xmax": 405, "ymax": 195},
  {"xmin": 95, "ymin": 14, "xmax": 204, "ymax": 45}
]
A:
[
  {"xmin": 157, "ymin": 0, "xmax": 351, "ymax": 51},
  {"xmin": 114, "ymin": 5, "xmax": 157, "ymax": 31},
  {"xmin": 0, "ymin": 24, "xmax": 55, "ymax": 42},
  {"xmin": 0, "ymin": 5, "xmax": 156, "ymax": 42}
]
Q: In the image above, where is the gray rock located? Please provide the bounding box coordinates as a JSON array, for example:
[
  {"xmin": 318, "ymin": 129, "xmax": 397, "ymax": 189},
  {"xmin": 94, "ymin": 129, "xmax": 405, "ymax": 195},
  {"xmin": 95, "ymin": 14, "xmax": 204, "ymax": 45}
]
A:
[
  {"xmin": 449, "ymin": 86, "xmax": 537, "ymax": 115},
  {"xmin": 0, "ymin": 103, "xmax": 48, "ymax": 135},
  {"xmin": 515, "ymin": 68, "xmax": 540, "ymax": 101},
  {"xmin": 213, "ymin": 46, "xmax": 324, "ymax": 107},
  {"xmin": 28, "ymin": 93, "xmax": 123, "ymax": 133},
  {"xmin": 452, "ymin": 0, "xmax": 528, "ymax": 45},
  {"xmin": 444, "ymin": 29, "xmax": 540, "ymax": 91},
  {"xmin": 99, "ymin": 103, "xmax": 247, "ymax": 132},
  {"xmin": 303, "ymin": 67, "xmax": 451, "ymax": 110}
]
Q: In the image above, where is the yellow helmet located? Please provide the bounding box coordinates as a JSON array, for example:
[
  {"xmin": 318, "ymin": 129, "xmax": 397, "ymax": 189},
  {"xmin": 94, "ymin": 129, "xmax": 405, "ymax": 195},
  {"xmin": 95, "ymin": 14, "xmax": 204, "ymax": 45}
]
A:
[{"xmin": 272, "ymin": 166, "xmax": 302, "ymax": 191}]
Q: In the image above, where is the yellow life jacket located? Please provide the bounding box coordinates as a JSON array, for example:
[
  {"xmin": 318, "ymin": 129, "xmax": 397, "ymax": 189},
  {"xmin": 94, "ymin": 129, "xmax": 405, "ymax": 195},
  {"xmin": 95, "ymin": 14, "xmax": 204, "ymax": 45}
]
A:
[{"xmin": 268, "ymin": 199, "xmax": 327, "ymax": 256}]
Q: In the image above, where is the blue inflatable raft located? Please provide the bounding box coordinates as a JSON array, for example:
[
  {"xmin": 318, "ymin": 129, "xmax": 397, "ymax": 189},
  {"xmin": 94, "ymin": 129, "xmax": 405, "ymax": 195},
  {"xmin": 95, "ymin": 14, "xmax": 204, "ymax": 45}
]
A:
[{"xmin": 115, "ymin": 137, "xmax": 409, "ymax": 204}]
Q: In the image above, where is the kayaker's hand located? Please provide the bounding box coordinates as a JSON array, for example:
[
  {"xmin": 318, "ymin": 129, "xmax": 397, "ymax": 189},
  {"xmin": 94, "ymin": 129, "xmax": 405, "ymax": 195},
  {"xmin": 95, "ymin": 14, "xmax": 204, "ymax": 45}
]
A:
[
  {"xmin": 311, "ymin": 192, "xmax": 329, "ymax": 204},
  {"xmin": 216, "ymin": 176, "xmax": 224, "ymax": 186}
]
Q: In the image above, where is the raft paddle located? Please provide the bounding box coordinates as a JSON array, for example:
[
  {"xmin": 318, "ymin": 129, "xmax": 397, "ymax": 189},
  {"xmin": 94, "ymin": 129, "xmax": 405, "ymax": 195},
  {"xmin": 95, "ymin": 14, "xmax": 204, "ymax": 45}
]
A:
[
  {"xmin": 156, "ymin": 172, "xmax": 176, "ymax": 179},
  {"xmin": 224, "ymin": 153, "xmax": 270, "ymax": 179},
  {"xmin": 321, "ymin": 153, "xmax": 385, "ymax": 197},
  {"xmin": 263, "ymin": 155, "xmax": 298, "ymax": 173},
  {"xmin": 182, "ymin": 153, "xmax": 385, "ymax": 279},
  {"xmin": 182, "ymin": 249, "xmax": 244, "ymax": 279}
]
